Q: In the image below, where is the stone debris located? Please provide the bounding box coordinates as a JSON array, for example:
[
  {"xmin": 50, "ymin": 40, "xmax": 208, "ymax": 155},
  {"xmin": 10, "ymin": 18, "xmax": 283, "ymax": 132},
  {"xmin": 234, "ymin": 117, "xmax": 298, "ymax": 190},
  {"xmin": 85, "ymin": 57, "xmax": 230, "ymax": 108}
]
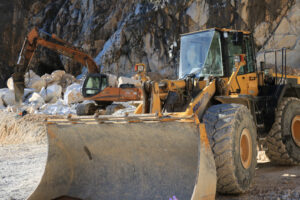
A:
[
  {"xmin": 29, "ymin": 92, "xmax": 45, "ymax": 109},
  {"xmin": 23, "ymin": 88, "xmax": 35, "ymax": 102},
  {"xmin": 7, "ymin": 77, "xmax": 14, "ymax": 90},
  {"xmin": 50, "ymin": 70, "xmax": 65, "ymax": 82},
  {"xmin": 0, "ymin": 88, "xmax": 15, "ymax": 106},
  {"xmin": 0, "ymin": 70, "xmax": 140, "ymax": 115},
  {"xmin": 38, "ymin": 99, "xmax": 76, "ymax": 115},
  {"xmin": 25, "ymin": 70, "xmax": 47, "ymax": 92},
  {"xmin": 63, "ymin": 83, "xmax": 84, "ymax": 105},
  {"xmin": 39, "ymin": 84, "xmax": 62, "ymax": 103}
]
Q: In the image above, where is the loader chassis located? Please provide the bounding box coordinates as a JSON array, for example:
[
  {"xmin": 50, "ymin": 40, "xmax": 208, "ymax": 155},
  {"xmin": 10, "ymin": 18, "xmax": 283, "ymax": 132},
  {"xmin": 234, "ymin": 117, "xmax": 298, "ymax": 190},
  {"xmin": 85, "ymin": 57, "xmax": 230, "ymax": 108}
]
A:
[
  {"xmin": 26, "ymin": 28, "xmax": 300, "ymax": 199},
  {"xmin": 179, "ymin": 29, "xmax": 300, "ymax": 135}
]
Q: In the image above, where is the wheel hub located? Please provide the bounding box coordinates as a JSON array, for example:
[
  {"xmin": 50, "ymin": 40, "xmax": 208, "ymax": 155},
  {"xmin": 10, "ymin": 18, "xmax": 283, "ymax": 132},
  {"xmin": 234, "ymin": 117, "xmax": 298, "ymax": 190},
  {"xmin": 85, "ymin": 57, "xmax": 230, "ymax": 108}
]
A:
[
  {"xmin": 240, "ymin": 128, "xmax": 252, "ymax": 169},
  {"xmin": 291, "ymin": 115, "xmax": 300, "ymax": 147}
]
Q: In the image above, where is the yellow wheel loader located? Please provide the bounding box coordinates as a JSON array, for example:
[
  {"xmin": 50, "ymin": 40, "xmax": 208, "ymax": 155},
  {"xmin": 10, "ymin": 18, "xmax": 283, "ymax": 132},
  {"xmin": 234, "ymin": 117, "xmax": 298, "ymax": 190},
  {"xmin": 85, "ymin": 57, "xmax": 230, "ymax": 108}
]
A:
[{"xmin": 27, "ymin": 28, "xmax": 300, "ymax": 200}]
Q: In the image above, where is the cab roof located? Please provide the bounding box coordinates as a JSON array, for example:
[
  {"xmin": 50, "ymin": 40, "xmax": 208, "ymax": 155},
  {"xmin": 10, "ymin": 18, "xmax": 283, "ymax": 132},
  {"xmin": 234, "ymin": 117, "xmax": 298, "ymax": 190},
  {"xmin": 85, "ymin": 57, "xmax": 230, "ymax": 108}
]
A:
[{"xmin": 181, "ymin": 28, "xmax": 251, "ymax": 36}]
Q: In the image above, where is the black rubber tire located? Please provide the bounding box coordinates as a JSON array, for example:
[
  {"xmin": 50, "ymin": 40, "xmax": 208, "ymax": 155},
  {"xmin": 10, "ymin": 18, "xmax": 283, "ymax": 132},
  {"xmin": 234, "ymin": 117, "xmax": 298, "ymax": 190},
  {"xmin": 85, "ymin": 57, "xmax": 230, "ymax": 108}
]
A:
[
  {"xmin": 203, "ymin": 104, "xmax": 257, "ymax": 194},
  {"xmin": 266, "ymin": 97, "xmax": 300, "ymax": 165},
  {"xmin": 76, "ymin": 103, "xmax": 97, "ymax": 116}
]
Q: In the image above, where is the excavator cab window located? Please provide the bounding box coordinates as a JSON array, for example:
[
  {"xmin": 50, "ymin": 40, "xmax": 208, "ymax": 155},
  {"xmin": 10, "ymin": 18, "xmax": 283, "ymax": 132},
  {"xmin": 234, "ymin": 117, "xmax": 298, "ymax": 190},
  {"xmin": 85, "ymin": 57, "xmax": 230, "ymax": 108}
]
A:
[{"xmin": 82, "ymin": 74, "xmax": 108, "ymax": 97}]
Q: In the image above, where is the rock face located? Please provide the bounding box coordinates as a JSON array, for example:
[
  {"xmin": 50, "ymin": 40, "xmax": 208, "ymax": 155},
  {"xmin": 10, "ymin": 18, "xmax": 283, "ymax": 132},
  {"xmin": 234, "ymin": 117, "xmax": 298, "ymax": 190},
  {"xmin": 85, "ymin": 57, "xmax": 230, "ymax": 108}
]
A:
[{"xmin": 0, "ymin": 0, "xmax": 299, "ymax": 87}]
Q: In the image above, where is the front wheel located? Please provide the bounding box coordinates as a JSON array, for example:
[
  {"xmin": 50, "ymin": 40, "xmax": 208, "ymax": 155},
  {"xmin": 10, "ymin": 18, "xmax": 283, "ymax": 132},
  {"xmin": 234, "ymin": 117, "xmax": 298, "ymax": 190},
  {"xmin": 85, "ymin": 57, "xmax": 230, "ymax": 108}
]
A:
[{"xmin": 203, "ymin": 104, "xmax": 257, "ymax": 194}]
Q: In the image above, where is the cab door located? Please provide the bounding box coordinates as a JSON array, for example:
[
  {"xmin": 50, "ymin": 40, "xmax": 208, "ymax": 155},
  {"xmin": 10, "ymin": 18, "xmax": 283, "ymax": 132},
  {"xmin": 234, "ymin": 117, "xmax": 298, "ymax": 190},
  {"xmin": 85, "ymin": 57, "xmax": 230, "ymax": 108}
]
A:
[
  {"xmin": 226, "ymin": 34, "xmax": 258, "ymax": 96},
  {"xmin": 236, "ymin": 37, "xmax": 258, "ymax": 96}
]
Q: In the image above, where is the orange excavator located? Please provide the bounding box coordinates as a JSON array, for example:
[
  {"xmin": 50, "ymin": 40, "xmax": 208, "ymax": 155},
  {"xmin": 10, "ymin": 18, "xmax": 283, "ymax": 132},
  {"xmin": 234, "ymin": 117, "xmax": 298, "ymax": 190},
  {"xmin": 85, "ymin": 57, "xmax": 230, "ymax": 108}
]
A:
[{"xmin": 13, "ymin": 27, "xmax": 144, "ymax": 114}]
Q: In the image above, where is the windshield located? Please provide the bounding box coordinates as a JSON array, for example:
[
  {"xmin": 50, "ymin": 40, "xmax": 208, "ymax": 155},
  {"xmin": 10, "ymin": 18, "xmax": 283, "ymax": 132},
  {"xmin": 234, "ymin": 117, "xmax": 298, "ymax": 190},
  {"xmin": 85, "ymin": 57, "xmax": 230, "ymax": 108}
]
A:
[
  {"xmin": 82, "ymin": 74, "xmax": 108, "ymax": 97},
  {"xmin": 179, "ymin": 30, "xmax": 223, "ymax": 79}
]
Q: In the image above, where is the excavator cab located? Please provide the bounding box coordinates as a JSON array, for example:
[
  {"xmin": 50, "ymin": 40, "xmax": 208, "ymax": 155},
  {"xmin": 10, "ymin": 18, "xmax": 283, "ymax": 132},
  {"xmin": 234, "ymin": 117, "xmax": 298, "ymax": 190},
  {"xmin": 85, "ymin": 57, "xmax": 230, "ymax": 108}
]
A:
[{"xmin": 82, "ymin": 73, "xmax": 108, "ymax": 97}]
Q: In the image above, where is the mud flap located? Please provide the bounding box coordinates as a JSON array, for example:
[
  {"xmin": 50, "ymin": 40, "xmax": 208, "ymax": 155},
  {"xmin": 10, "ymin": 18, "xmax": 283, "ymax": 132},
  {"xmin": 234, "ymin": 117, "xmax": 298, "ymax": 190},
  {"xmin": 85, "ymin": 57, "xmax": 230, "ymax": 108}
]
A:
[{"xmin": 28, "ymin": 118, "xmax": 216, "ymax": 200}]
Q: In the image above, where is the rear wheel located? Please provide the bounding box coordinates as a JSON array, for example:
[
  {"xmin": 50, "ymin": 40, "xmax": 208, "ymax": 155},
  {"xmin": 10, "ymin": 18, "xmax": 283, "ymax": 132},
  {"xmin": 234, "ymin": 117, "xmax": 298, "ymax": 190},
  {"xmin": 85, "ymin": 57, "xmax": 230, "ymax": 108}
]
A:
[
  {"xmin": 203, "ymin": 104, "xmax": 257, "ymax": 194},
  {"xmin": 266, "ymin": 97, "xmax": 300, "ymax": 165}
]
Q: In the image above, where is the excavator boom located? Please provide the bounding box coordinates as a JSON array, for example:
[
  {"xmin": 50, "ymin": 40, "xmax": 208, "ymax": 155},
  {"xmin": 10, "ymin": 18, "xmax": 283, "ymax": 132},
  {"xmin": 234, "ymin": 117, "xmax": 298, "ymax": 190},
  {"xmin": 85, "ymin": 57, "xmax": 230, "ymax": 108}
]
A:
[{"xmin": 22, "ymin": 27, "xmax": 99, "ymax": 74}]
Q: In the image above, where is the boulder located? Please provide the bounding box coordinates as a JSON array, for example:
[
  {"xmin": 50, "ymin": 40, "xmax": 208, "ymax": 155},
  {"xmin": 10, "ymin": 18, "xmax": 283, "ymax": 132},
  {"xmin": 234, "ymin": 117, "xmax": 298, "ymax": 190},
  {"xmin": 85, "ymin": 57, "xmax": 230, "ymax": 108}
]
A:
[
  {"xmin": 51, "ymin": 70, "xmax": 66, "ymax": 82},
  {"xmin": 25, "ymin": 70, "xmax": 46, "ymax": 92},
  {"xmin": 29, "ymin": 92, "xmax": 45, "ymax": 109},
  {"xmin": 23, "ymin": 88, "xmax": 35, "ymax": 102},
  {"xmin": 7, "ymin": 77, "xmax": 14, "ymax": 90},
  {"xmin": 118, "ymin": 76, "xmax": 141, "ymax": 88},
  {"xmin": 0, "ymin": 96, "xmax": 4, "ymax": 108},
  {"xmin": 41, "ymin": 73, "xmax": 53, "ymax": 84},
  {"xmin": 39, "ymin": 99, "xmax": 76, "ymax": 115},
  {"xmin": 59, "ymin": 73, "xmax": 77, "ymax": 92},
  {"xmin": 40, "ymin": 84, "xmax": 62, "ymax": 103},
  {"xmin": 64, "ymin": 83, "xmax": 84, "ymax": 105},
  {"xmin": 0, "ymin": 88, "xmax": 15, "ymax": 106}
]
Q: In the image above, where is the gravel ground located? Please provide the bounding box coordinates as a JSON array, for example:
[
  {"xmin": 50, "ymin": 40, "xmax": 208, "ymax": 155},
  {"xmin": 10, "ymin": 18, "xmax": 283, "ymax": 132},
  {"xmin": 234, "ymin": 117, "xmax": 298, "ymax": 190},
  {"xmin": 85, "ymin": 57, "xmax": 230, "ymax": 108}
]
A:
[{"xmin": 0, "ymin": 144, "xmax": 47, "ymax": 200}]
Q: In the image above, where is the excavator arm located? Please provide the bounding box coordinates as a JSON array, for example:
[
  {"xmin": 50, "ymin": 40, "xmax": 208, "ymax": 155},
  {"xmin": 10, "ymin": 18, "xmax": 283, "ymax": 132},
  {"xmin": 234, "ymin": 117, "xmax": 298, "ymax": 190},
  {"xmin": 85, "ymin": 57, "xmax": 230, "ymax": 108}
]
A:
[
  {"xmin": 13, "ymin": 27, "xmax": 99, "ymax": 103},
  {"xmin": 19, "ymin": 27, "xmax": 99, "ymax": 74}
]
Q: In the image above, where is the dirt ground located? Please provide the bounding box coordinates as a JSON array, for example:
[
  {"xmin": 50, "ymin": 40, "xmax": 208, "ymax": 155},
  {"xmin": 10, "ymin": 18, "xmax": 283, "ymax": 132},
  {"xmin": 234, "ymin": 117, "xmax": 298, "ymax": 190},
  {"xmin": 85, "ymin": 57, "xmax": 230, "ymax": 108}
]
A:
[
  {"xmin": 1, "ymin": 143, "xmax": 300, "ymax": 200},
  {"xmin": 0, "ymin": 112, "xmax": 300, "ymax": 200}
]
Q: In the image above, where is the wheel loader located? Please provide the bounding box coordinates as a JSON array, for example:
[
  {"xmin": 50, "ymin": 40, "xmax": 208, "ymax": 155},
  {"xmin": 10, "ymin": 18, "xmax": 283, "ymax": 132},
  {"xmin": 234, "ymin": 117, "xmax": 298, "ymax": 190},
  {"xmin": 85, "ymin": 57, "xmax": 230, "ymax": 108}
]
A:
[
  {"xmin": 26, "ymin": 28, "xmax": 300, "ymax": 200},
  {"xmin": 13, "ymin": 27, "xmax": 144, "ymax": 114}
]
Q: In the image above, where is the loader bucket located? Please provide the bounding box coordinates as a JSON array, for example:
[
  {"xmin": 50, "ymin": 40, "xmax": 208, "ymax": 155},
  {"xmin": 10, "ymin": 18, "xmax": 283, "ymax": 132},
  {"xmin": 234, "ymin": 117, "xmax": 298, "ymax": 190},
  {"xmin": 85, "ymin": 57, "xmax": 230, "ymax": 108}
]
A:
[{"xmin": 28, "ymin": 115, "xmax": 216, "ymax": 200}]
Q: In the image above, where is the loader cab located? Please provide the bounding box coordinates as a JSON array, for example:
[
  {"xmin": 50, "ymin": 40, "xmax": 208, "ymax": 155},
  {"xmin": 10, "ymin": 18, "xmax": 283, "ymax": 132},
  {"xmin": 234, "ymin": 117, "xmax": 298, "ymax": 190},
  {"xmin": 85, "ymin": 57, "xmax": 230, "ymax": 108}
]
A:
[
  {"xmin": 220, "ymin": 30, "xmax": 256, "ymax": 77},
  {"xmin": 82, "ymin": 74, "xmax": 108, "ymax": 97},
  {"xmin": 179, "ymin": 28, "xmax": 257, "ymax": 95},
  {"xmin": 179, "ymin": 29, "xmax": 256, "ymax": 80}
]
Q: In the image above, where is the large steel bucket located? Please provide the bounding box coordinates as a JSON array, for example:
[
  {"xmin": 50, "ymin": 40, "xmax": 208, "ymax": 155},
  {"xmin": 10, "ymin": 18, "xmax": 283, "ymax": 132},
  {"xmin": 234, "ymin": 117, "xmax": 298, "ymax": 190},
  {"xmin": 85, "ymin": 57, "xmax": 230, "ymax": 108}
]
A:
[{"xmin": 28, "ymin": 115, "xmax": 216, "ymax": 200}]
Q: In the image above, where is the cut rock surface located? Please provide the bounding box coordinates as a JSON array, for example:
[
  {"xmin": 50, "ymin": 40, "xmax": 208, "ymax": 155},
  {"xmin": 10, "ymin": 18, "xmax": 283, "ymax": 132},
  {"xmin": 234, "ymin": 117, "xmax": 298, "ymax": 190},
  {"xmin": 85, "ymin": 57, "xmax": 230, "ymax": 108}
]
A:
[
  {"xmin": 39, "ymin": 84, "xmax": 62, "ymax": 103},
  {"xmin": 64, "ymin": 83, "xmax": 83, "ymax": 105}
]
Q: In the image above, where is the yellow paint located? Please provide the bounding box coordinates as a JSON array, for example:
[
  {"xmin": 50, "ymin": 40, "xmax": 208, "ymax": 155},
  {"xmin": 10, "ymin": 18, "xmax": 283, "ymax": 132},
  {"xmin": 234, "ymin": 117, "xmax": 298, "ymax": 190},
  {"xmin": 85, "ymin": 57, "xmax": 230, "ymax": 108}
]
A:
[
  {"xmin": 134, "ymin": 103, "xmax": 143, "ymax": 114},
  {"xmin": 199, "ymin": 123, "xmax": 210, "ymax": 148},
  {"xmin": 150, "ymin": 82, "xmax": 161, "ymax": 114},
  {"xmin": 184, "ymin": 80, "xmax": 216, "ymax": 116}
]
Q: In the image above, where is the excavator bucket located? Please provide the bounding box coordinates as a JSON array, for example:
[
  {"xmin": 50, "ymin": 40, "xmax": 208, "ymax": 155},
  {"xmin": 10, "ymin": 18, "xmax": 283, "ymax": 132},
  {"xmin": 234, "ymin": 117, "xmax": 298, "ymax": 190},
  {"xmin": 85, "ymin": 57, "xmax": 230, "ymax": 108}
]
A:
[{"xmin": 28, "ymin": 114, "xmax": 216, "ymax": 200}]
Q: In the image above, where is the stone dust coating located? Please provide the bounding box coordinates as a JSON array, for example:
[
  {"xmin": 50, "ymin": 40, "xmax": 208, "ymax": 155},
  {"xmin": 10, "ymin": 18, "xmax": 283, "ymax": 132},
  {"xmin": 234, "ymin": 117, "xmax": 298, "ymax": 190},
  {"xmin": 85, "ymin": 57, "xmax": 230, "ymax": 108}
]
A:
[{"xmin": 0, "ymin": 144, "xmax": 47, "ymax": 200}]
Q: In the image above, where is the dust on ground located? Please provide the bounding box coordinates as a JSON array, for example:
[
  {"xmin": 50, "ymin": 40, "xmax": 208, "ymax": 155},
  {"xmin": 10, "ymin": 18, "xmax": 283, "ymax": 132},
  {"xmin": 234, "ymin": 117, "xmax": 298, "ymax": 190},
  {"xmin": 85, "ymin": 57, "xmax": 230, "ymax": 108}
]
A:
[
  {"xmin": 0, "ymin": 112, "xmax": 300, "ymax": 200},
  {"xmin": 0, "ymin": 144, "xmax": 47, "ymax": 200}
]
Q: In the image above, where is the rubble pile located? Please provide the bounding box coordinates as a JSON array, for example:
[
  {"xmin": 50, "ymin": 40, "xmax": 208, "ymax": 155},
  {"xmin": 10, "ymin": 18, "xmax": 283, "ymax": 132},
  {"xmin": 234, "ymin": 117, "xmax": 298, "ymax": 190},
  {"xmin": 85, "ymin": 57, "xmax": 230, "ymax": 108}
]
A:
[
  {"xmin": 0, "ymin": 69, "xmax": 140, "ymax": 116},
  {"xmin": 0, "ymin": 70, "xmax": 82, "ymax": 115}
]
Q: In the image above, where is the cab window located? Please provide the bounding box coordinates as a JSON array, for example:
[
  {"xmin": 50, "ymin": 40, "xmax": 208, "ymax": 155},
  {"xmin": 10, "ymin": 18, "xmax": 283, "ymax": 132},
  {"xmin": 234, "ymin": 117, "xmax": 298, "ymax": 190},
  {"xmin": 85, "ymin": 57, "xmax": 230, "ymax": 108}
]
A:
[{"xmin": 83, "ymin": 75, "xmax": 108, "ymax": 97}]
